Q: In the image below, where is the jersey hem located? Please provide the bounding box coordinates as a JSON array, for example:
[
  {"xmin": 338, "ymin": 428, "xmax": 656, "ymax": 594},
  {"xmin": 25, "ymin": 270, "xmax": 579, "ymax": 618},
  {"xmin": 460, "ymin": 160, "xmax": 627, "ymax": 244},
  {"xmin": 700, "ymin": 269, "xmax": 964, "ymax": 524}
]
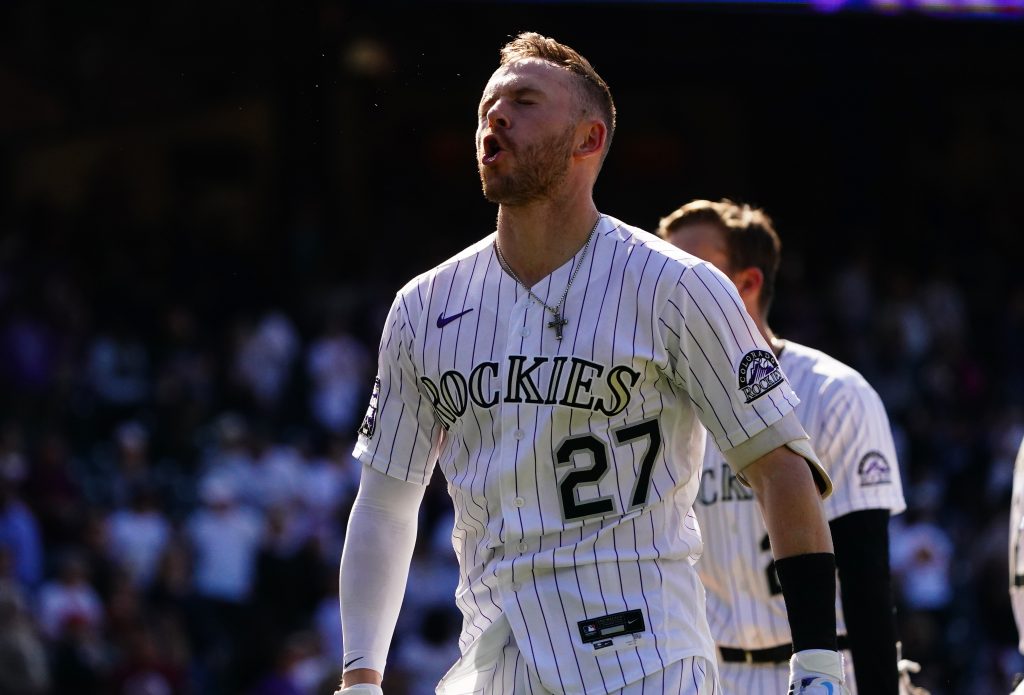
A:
[
  {"xmin": 575, "ymin": 647, "xmax": 719, "ymax": 695},
  {"xmin": 353, "ymin": 446, "xmax": 430, "ymax": 486},
  {"xmin": 825, "ymin": 496, "xmax": 907, "ymax": 521}
]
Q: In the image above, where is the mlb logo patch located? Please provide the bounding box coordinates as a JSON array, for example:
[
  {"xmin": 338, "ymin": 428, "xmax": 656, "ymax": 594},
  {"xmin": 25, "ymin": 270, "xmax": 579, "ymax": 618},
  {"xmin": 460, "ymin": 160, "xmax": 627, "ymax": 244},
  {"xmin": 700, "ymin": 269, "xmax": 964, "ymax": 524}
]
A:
[{"xmin": 358, "ymin": 376, "xmax": 382, "ymax": 438}]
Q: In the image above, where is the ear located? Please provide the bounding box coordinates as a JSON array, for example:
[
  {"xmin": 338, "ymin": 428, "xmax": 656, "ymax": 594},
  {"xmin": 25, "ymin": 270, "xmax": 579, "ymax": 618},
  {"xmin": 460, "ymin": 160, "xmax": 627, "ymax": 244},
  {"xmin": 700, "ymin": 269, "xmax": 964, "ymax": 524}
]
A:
[
  {"xmin": 574, "ymin": 120, "xmax": 607, "ymax": 161},
  {"xmin": 733, "ymin": 267, "xmax": 764, "ymax": 305}
]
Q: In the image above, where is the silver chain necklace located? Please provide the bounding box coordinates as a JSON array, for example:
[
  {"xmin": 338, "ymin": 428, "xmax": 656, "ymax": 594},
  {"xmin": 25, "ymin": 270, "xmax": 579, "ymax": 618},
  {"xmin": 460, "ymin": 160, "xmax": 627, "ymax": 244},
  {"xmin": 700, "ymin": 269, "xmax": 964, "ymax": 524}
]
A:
[{"xmin": 493, "ymin": 217, "xmax": 600, "ymax": 341}]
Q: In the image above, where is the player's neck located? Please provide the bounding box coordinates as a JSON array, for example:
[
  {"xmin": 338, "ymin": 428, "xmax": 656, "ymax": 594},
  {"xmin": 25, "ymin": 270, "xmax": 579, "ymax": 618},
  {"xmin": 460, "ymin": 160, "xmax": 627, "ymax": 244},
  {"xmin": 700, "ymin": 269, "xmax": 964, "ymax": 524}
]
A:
[
  {"xmin": 745, "ymin": 302, "xmax": 781, "ymax": 356},
  {"xmin": 763, "ymin": 326, "xmax": 784, "ymax": 356},
  {"xmin": 495, "ymin": 197, "xmax": 599, "ymax": 288}
]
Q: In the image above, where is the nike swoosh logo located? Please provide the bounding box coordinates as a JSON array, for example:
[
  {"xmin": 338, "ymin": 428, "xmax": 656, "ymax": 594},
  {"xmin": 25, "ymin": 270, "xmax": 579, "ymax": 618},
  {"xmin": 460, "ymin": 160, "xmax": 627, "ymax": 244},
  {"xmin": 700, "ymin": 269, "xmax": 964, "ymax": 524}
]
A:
[
  {"xmin": 437, "ymin": 308, "xmax": 474, "ymax": 328},
  {"xmin": 344, "ymin": 657, "xmax": 364, "ymax": 669}
]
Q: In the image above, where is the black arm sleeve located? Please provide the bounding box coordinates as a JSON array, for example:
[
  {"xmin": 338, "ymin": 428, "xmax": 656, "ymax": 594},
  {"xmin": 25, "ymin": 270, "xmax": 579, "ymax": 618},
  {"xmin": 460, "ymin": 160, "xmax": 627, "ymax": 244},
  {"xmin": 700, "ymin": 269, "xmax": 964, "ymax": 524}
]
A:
[
  {"xmin": 830, "ymin": 508, "xmax": 899, "ymax": 695},
  {"xmin": 774, "ymin": 552, "xmax": 839, "ymax": 652}
]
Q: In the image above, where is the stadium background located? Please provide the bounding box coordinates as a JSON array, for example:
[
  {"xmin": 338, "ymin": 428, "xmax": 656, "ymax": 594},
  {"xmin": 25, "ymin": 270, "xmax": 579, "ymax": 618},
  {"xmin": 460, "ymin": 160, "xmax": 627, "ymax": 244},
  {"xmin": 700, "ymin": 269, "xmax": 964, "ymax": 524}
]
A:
[{"xmin": 1, "ymin": 1, "xmax": 1023, "ymax": 693}]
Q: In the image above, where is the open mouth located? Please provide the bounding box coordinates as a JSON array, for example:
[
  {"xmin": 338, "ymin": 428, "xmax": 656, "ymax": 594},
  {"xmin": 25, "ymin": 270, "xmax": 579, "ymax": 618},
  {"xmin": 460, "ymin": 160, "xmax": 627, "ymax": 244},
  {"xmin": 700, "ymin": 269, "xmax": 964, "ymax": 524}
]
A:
[{"xmin": 482, "ymin": 134, "xmax": 504, "ymax": 164}]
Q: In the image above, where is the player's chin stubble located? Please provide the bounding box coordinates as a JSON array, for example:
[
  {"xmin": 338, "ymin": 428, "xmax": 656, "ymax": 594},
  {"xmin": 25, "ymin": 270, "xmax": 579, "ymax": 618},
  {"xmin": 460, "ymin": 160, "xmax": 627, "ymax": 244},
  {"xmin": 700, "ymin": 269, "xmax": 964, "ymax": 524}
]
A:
[{"xmin": 479, "ymin": 124, "xmax": 575, "ymax": 206}]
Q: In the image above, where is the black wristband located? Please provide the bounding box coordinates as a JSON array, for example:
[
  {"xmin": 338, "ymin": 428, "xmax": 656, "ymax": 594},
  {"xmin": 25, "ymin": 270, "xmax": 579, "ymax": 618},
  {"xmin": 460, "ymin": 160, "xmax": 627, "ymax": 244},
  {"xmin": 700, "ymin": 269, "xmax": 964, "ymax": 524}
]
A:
[{"xmin": 774, "ymin": 552, "xmax": 838, "ymax": 652}]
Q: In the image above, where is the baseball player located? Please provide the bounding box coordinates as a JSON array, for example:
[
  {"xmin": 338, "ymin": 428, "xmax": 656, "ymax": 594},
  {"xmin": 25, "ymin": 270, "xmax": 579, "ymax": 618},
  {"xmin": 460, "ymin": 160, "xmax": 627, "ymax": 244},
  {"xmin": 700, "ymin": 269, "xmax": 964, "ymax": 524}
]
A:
[
  {"xmin": 659, "ymin": 200, "xmax": 907, "ymax": 694},
  {"xmin": 337, "ymin": 34, "xmax": 847, "ymax": 695},
  {"xmin": 1010, "ymin": 436, "xmax": 1024, "ymax": 694}
]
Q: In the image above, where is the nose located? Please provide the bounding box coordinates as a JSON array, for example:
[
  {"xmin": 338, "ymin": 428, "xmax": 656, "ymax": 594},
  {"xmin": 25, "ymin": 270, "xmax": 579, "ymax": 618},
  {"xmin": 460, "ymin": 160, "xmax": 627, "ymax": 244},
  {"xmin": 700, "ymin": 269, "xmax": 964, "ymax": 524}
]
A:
[{"xmin": 485, "ymin": 99, "xmax": 510, "ymax": 129}]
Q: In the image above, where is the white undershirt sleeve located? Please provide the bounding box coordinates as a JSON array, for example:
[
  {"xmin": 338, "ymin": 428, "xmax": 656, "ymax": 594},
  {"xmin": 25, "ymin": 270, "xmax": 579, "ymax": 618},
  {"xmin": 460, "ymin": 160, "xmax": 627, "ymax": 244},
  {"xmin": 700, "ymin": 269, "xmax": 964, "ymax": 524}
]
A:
[{"xmin": 339, "ymin": 464, "xmax": 427, "ymax": 676}]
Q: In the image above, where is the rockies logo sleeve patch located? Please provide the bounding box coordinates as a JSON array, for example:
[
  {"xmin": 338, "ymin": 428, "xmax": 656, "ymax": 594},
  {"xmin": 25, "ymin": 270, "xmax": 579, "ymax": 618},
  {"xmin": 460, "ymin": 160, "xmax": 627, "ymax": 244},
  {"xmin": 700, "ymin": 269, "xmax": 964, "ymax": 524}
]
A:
[
  {"xmin": 857, "ymin": 450, "xmax": 893, "ymax": 486},
  {"xmin": 737, "ymin": 350, "xmax": 784, "ymax": 403}
]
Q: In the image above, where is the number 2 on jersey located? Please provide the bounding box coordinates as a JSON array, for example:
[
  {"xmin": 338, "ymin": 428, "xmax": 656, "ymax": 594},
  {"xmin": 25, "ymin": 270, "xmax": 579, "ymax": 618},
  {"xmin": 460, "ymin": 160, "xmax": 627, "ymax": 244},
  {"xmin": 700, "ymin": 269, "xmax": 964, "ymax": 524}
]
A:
[
  {"xmin": 760, "ymin": 533, "xmax": 783, "ymax": 596},
  {"xmin": 555, "ymin": 418, "xmax": 662, "ymax": 521}
]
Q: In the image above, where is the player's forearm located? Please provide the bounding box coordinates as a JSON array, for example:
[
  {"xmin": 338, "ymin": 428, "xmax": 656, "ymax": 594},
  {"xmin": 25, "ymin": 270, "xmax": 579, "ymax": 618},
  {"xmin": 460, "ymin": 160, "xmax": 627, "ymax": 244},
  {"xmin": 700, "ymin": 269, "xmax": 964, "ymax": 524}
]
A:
[
  {"xmin": 747, "ymin": 445, "xmax": 839, "ymax": 656},
  {"xmin": 339, "ymin": 465, "xmax": 425, "ymax": 681},
  {"xmin": 832, "ymin": 509, "xmax": 899, "ymax": 695},
  {"xmin": 744, "ymin": 445, "xmax": 833, "ymax": 559}
]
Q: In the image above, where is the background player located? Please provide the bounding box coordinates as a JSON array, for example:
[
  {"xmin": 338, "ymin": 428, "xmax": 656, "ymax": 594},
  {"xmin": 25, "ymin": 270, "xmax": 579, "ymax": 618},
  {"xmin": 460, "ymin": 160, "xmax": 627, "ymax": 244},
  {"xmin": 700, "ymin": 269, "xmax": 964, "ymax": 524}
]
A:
[
  {"xmin": 337, "ymin": 35, "xmax": 848, "ymax": 695},
  {"xmin": 659, "ymin": 199, "xmax": 907, "ymax": 694}
]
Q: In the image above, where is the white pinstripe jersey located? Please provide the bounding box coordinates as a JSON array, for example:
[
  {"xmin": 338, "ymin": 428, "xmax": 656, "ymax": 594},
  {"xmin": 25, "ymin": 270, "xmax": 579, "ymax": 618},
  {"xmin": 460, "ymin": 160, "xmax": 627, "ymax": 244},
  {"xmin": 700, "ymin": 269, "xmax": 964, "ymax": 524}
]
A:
[
  {"xmin": 1009, "ymin": 436, "xmax": 1024, "ymax": 652},
  {"xmin": 694, "ymin": 340, "xmax": 906, "ymax": 651},
  {"xmin": 354, "ymin": 215, "xmax": 806, "ymax": 694}
]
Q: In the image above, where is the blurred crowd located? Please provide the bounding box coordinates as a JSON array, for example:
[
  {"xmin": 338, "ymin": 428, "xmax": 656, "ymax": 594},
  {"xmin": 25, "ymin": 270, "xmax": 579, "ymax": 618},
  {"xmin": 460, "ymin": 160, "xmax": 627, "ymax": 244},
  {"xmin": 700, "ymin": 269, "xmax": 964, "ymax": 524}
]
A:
[{"xmin": 0, "ymin": 198, "xmax": 469, "ymax": 694}]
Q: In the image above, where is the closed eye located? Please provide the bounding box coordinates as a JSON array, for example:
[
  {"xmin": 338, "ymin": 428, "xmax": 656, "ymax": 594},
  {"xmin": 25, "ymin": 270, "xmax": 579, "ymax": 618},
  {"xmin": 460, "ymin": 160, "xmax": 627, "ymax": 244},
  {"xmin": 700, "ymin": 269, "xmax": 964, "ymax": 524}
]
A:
[{"xmin": 514, "ymin": 88, "xmax": 542, "ymax": 105}]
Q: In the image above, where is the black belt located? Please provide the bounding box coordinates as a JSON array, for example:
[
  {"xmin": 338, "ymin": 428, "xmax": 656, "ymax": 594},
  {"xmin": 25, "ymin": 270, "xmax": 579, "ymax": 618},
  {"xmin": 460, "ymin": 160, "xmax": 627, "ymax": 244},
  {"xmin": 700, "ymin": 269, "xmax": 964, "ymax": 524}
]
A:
[{"xmin": 718, "ymin": 635, "xmax": 850, "ymax": 664}]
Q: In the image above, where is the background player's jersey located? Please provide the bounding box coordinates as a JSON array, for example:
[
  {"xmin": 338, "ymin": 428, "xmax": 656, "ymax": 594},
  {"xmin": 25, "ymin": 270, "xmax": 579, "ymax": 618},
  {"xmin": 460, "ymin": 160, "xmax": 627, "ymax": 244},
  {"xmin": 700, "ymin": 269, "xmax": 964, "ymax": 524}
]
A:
[
  {"xmin": 694, "ymin": 340, "xmax": 906, "ymax": 649},
  {"xmin": 1009, "ymin": 437, "xmax": 1024, "ymax": 652},
  {"xmin": 354, "ymin": 215, "xmax": 815, "ymax": 694}
]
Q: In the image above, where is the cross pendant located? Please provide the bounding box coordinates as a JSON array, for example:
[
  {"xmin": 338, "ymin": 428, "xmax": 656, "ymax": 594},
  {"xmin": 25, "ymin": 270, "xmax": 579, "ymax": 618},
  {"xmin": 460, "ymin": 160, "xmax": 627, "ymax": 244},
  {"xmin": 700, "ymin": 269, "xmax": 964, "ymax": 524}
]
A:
[{"xmin": 547, "ymin": 312, "xmax": 568, "ymax": 340}]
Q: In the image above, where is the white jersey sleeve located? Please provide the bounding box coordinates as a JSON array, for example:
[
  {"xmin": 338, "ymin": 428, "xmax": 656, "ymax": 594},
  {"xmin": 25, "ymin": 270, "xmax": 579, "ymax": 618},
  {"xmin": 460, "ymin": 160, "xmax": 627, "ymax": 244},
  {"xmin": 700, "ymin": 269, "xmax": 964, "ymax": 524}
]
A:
[
  {"xmin": 353, "ymin": 289, "xmax": 446, "ymax": 484},
  {"xmin": 778, "ymin": 341, "xmax": 909, "ymax": 522},
  {"xmin": 779, "ymin": 343, "xmax": 906, "ymax": 520},
  {"xmin": 660, "ymin": 261, "xmax": 809, "ymax": 472},
  {"xmin": 1010, "ymin": 435, "xmax": 1024, "ymax": 652}
]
